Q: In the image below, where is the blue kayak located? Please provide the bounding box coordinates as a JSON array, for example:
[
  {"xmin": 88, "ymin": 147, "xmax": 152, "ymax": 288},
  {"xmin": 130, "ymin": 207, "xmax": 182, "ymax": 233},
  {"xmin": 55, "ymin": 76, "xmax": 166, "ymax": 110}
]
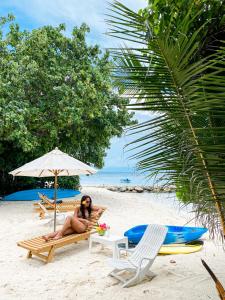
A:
[
  {"xmin": 124, "ymin": 225, "xmax": 208, "ymax": 244},
  {"xmin": 3, "ymin": 188, "xmax": 80, "ymax": 201}
]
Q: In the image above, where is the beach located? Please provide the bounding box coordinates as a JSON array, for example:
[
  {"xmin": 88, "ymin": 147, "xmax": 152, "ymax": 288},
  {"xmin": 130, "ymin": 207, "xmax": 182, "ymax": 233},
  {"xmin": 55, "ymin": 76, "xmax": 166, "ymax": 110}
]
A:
[{"xmin": 0, "ymin": 187, "xmax": 224, "ymax": 300}]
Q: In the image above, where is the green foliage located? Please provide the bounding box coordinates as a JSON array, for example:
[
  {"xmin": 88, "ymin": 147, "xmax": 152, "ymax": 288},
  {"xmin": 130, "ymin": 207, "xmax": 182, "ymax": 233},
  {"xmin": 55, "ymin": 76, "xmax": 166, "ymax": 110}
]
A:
[
  {"xmin": 140, "ymin": 0, "xmax": 225, "ymax": 58},
  {"xmin": 4, "ymin": 176, "xmax": 80, "ymax": 193},
  {"xmin": 108, "ymin": 1, "xmax": 225, "ymax": 237},
  {"xmin": 0, "ymin": 16, "xmax": 134, "ymax": 194},
  {"xmin": 57, "ymin": 176, "xmax": 80, "ymax": 190}
]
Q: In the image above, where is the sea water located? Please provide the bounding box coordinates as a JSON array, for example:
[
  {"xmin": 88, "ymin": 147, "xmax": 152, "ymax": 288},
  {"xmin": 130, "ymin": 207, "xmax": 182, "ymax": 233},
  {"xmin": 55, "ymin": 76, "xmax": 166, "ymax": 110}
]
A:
[{"xmin": 80, "ymin": 167, "xmax": 153, "ymax": 186}]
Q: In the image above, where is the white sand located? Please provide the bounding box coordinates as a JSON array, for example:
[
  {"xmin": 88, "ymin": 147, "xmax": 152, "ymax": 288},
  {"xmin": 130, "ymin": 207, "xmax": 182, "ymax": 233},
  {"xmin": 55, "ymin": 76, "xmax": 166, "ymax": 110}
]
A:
[{"xmin": 0, "ymin": 187, "xmax": 224, "ymax": 300}]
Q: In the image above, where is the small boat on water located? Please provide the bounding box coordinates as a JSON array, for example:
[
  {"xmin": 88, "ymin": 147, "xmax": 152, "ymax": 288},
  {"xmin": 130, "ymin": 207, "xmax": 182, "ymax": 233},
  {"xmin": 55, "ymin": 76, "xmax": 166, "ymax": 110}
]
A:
[
  {"xmin": 124, "ymin": 224, "xmax": 208, "ymax": 245},
  {"xmin": 120, "ymin": 178, "xmax": 131, "ymax": 183}
]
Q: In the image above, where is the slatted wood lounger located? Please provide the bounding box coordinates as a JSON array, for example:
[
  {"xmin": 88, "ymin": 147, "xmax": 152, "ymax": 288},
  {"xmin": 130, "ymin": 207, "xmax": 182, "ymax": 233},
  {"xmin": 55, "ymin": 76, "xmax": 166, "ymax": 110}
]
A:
[
  {"xmin": 18, "ymin": 206, "xmax": 106, "ymax": 263},
  {"xmin": 33, "ymin": 193, "xmax": 81, "ymax": 218}
]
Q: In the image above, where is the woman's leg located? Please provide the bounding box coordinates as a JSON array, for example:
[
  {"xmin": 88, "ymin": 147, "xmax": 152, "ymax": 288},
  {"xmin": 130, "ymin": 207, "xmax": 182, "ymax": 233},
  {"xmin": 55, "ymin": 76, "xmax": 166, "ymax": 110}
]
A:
[
  {"xmin": 70, "ymin": 217, "xmax": 87, "ymax": 233},
  {"xmin": 43, "ymin": 216, "xmax": 74, "ymax": 241},
  {"xmin": 43, "ymin": 231, "xmax": 59, "ymax": 241},
  {"xmin": 52, "ymin": 216, "xmax": 87, "ymax": 240}
]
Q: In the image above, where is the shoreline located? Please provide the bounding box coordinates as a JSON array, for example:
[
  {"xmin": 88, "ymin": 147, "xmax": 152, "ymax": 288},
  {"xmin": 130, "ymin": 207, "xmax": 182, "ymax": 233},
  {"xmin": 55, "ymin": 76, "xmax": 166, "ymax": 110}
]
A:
[{"xmin": 80, "ymin": 184, "xmax": 176, "ymax": 193}]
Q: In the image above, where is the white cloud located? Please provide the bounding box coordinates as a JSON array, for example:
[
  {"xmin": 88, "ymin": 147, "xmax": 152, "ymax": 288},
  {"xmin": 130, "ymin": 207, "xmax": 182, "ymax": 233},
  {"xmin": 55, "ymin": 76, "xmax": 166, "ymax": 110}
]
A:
[{"xmin": 1, "ymin": 0, "xmax": 147, "ymax": 47}]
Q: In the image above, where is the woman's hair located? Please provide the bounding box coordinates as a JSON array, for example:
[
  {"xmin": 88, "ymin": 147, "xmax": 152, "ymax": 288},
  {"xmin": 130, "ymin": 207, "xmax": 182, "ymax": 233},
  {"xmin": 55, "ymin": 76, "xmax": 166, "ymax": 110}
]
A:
[{"xmin": 80, "ymin": 195, "xmax": 92, "ymax": 219}]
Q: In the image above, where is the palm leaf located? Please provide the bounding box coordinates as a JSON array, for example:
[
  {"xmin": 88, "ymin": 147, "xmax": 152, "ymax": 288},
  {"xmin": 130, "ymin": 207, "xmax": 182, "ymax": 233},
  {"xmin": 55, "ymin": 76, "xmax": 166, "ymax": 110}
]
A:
[{"xmin": 108, "ymin": 1, "xmax": 225, "ymax": 238}]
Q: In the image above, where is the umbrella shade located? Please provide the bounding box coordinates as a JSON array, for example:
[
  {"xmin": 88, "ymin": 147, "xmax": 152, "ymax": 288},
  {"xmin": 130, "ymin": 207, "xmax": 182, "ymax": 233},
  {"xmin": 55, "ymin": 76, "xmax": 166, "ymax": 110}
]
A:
[
  {"xmin": 9, "ymin": 148, "xmax": 97, "ymax": 177},
  {"xmin": 9, "ymin": 147, "xmax": 97, "ymax": 230}
]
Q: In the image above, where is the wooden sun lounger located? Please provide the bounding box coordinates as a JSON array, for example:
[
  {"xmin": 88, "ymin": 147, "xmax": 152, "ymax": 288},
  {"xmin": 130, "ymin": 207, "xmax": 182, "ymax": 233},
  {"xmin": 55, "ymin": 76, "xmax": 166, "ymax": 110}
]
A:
[
  {"xmin": 33, "ymin": 193, "xmax": 81, "ymax": 218},
  {"xmin": 18, "ymin": 206, "xmax": 106, "ymax": 263}
]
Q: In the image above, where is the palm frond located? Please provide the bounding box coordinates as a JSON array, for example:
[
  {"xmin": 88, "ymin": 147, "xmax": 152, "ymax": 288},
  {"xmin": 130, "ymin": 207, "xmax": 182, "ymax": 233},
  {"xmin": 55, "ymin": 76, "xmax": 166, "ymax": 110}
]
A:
[{"xmin": 108, "ymin": 1, "xmax": 225, "ymax": 238}]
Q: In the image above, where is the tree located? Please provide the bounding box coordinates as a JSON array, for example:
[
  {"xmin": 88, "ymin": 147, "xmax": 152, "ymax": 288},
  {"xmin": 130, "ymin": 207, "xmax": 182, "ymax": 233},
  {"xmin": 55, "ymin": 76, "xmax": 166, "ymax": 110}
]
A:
[
  {"xmin": 0, "ymin": 15, "xmax": 134, "ymax": 194},
  {"xmin": 107, "ymin": 1, "xmax": 225, "ymax": 238}
]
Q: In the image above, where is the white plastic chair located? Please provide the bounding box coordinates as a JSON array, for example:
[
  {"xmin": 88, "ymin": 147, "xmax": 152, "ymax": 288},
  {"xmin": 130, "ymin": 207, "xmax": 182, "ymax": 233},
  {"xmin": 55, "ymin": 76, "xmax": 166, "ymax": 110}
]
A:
[
  {"xmin": 37, "ymin": 203, "xmax": 68, "ymax": 226},
  {"xmin": 108, "ymin": 224, "xmax": 168, "ymax": 288}
]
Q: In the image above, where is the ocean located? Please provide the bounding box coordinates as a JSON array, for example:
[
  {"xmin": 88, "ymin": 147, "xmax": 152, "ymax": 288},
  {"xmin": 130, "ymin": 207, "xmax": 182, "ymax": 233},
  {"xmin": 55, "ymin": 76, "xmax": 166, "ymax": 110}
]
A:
[{"xmin": 80, "ymin": 167, "xmax": 153, "ymax": 186}]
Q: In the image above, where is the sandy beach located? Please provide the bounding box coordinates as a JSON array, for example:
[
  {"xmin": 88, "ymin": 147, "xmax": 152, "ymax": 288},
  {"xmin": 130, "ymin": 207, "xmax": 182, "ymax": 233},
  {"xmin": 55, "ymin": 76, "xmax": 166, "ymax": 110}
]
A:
[{"xmin": 0, "ymin": 187, "xmax": 224, "ymax": 300}]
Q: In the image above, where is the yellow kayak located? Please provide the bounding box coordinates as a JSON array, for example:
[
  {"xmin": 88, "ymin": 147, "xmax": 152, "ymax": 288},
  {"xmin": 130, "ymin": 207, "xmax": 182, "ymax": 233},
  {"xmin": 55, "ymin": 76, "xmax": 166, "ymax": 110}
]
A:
[{"xmin": 159, "ymin": 241, "xmax": 203, "ymax": 255}]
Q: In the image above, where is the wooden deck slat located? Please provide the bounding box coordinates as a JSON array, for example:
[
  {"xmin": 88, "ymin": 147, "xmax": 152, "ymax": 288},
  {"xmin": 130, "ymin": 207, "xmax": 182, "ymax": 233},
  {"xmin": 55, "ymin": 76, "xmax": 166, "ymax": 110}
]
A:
[
  {"xmin": 18, "ymin": 242, "xmax": 51, "ymax": 253},
  {"xmin": 34, "ymin": 204, "xmax": 78, "ymax": 209},
  {"xmin": 34, "ymin": 237, "xmax": 45, "ymax": 242},
  {"xmin": 19, "ymin": 240, "xmax": 43, "ymax": 247},
  {"xmin": 24, "ymin": 241, "xmax": 45, "ymax": 247},
  {"xmin": 33, "ymin": 200, "xmax": 80, "ymax": 206},
  {"xmin": 18, "ymin": 233, "xmax": 90, "ymax": 251},
  {"xmin": 33, "ymin": 195, "xmax": 81, "ymax": 213},
  {"xmin": 17, "ymin": 242, "xmax": 39, "ymax": 251},
  {"xmin": 25, "ymin": 238, "xmax": 44, "ymax": 244}
]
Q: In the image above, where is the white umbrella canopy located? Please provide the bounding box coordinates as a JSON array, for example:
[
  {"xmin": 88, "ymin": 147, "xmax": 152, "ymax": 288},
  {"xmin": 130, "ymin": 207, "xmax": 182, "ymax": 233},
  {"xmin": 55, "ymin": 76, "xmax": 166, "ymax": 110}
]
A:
[
  {"xmin": 9, "ymin": 147, "xmax": 97, "ymax": 230},
  {"xmin": 9, "ymin": 147, "xmax": 97, "ymax": 177}
]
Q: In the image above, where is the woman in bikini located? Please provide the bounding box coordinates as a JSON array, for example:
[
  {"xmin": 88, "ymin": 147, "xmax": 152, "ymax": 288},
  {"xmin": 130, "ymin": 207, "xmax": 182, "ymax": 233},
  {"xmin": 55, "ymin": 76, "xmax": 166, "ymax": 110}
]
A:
[{"xmin": 43, "ymin": 195, "xmax": 102, "ymax": 241}]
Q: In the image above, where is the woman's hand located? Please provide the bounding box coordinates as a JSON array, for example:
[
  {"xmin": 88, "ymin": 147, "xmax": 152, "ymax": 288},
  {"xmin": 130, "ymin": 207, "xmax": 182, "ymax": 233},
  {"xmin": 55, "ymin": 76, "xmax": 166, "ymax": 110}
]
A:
[
  {"xmin": 93, "ymin": 209, "xmax": 102, "ymax": 217},
  {"xmin": 97, "ymin": 209, "xmax": 103, "ymax": 217},
  {"xmin": 88, "ymin": 220, "xmax": 96, "ymax": 226}
]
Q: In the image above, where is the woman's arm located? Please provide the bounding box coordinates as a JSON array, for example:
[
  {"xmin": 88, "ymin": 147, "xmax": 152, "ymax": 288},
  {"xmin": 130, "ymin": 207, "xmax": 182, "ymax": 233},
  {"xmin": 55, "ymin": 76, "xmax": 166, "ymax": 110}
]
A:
[
  {"xmin": 92, "ymin": 206, "xmax": 103, "ymax": 216},
  {"xmin": 73, "ymin": 206, "xmax": 79, "ymax": 217}
]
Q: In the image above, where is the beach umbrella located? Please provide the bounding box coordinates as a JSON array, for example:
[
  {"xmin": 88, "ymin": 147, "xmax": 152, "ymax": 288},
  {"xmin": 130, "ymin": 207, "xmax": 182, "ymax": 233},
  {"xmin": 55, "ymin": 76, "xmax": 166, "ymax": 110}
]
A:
[{"xmin": 9, "ymin": 147, "xmax": 97, "ymax": 230}]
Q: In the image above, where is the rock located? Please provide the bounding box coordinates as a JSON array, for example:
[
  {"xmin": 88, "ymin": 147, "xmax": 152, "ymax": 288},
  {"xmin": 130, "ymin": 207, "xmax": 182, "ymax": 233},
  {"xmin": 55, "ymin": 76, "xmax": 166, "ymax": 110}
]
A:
[
  {"xmin": 144, "ymin": 186, "xmax": 153, "ymax": 192},
  {"xmin": 152, "ymin": 187, "xmax": 161, "ymax": 192},
  {"xmin": 127, "ymin": 186, "xmax": 133, "ymax": 192},
  {"xmin": 168, "ymin": 185, "xmax": 176, "ymax": 192},
  {"xmin": 169, "ymin": 185, "xmax": 176, "ymax": 190},
  {"xmin": 134, "ymin": 186, "xmax": 144, "ymax": 193},
  {"xmin": 159, "ymin": 187, "xmax": 166, "ymax": 192},
  {"xmin": 119, "ymin": 187, "xmax": 126, "ymax": 192},
  {"xmin": 170, "ymin": 260, "xmax": 176, "ymax": 264},
  {"xmin": 107, "ymin": 187, "xmax": 117, "ymax": 192}
]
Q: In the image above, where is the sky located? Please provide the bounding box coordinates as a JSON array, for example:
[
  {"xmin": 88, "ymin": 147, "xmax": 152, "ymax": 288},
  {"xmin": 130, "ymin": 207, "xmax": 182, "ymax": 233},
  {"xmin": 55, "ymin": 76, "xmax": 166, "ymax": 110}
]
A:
[{"xmin": 0, "ymin": 0, "xmax": 149, "ymax": 169}]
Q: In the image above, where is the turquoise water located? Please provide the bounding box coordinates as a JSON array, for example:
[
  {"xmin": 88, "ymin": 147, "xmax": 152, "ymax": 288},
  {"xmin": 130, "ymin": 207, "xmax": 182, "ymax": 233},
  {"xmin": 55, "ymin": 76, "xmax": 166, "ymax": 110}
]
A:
[{"xmin": 80, "ymin": 167, "xmax": 153, "ymax": 186}]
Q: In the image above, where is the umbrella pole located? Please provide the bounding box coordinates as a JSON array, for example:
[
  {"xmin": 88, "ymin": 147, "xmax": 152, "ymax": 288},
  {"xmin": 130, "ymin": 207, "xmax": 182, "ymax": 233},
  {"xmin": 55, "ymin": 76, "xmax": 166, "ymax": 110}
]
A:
[{"xmin": 53, "ymin": 171, "xmax": 58, "ymax": 231}]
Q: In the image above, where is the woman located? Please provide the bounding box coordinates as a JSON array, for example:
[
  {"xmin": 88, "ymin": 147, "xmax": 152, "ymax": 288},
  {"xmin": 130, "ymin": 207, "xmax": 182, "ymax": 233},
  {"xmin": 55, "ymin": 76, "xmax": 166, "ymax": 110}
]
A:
[{"xmin": 43, "ymin": 195, "xmax": 102, "ymax": 241}]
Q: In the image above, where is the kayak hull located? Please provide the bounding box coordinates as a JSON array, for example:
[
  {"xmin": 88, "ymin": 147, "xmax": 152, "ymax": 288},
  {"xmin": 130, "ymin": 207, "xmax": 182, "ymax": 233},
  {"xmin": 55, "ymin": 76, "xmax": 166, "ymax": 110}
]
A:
[
  {"xmin": 124, "ymin": 225, "xmax": 208, "ymax": 245},
  {"xmin": 159, "ymin": 241, "xmax": 203, "ymax": 255},
  {"xmin": 3, "ymin": 188, "xmax": 80, "ymax": 201}
]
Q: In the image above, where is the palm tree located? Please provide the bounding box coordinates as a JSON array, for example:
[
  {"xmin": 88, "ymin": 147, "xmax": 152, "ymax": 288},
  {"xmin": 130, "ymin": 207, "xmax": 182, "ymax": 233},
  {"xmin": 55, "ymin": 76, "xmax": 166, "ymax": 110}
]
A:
[{"xmin": 107, "ymin": 1, "xmax": 225, "ymax": 238}]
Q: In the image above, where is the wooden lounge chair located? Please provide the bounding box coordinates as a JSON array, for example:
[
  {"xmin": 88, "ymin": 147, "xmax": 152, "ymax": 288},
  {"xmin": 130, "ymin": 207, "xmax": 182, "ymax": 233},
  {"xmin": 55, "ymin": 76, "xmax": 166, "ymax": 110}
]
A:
[
  {"xmin": 17, "ymin": 206, "xmax": 106, "ymax": 263},
  {"xmin": 34, "ymin": 193, "xmax": 81, "ymax": 218},
  {"xmin": 37, "ymin": 203, "xmax": 70, "ymax": 225}
]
